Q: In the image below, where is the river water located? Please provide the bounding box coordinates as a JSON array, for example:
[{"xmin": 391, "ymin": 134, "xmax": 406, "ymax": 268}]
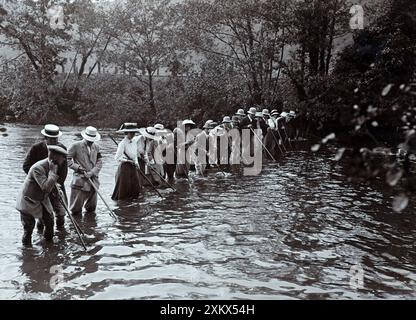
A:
[{"xmin": 0, "ymin": 123, "xmax": 415, "ymax": 300}]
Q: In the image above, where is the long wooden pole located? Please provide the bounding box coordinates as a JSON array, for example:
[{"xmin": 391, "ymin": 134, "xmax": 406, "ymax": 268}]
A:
[{"xmin": 55, "ymin": 185, "xmax": 87, "ymax": 251}]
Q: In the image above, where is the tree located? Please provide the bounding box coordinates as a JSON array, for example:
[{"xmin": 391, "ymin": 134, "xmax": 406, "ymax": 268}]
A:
[
  {"xmin": 282, "ymin": 0, "xmax": 350, "ymax": 103},
  {"xmin": 180, "ymin": 0, "xmax": 288, "ymax": 107},
  {"xmin": 0, "ymin": 0, "xmax": 72, "ymax": 83},
  {"xmin": 107, "ymin": 0, "xmax": 178, "ymax": 114}
]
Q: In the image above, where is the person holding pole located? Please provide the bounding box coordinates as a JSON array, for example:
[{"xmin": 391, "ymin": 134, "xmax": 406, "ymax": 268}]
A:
[
  {"xmin": 22, "ymin": 124, "xmax": 68, "ymax": 231},
  {"xmin": 139, "ymin": 127, "xmax": 165, "ymax": 186},
  {"xmin": 67, "ymin": 126, "xmax": 103, "ymax": 216},
  {"xmin": 16, "ymin": 145, "xmax": 67, "ymax": 246},
  {"xmin": 112, "ymin": 123, "xmax": 142, "ymax": 201}
]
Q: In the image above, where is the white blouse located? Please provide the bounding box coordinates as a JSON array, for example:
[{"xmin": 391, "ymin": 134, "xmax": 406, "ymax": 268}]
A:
[{"xmin": 115, "ymin": 136, "xmax": 139, "ymax": 164}]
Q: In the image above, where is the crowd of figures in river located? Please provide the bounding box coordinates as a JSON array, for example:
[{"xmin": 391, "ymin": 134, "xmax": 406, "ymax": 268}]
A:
[{"xmin": 16, "ymin": 107, "xmax": 303, "ymax": 247}]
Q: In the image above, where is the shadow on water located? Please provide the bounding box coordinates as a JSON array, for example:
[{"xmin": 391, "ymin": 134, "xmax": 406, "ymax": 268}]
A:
[{"xmin": 0, "ymin": 123, "xmax": 415, "ymax": 299}]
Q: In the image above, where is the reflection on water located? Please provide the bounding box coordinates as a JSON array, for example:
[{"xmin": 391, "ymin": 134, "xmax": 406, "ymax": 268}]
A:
[{"xmin": 0, "ymin": 123, "xmax": 415, "ymax": 300}]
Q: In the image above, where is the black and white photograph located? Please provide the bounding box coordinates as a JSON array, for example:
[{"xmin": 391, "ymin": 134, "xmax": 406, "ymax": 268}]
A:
[{"xmin": 0, "ymin": 0, "xmax": 415, "ymax": 304}]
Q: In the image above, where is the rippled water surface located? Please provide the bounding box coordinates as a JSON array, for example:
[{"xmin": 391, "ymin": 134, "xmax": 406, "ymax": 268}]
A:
[{"xmin": 0, "ymin": 124, "xmax": 415, "ymax": 300}]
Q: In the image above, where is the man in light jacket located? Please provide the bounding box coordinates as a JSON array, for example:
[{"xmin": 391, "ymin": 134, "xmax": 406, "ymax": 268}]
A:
[
  {"xmin": 16, "ymin": 145, "xmax": 67, "ymax": 246},
  {"xmin": 67, "ymin": 126, "xmax": 103, "ymax": 216}
]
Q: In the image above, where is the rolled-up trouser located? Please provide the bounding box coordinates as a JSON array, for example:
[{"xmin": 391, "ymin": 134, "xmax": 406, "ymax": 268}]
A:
[
  {"xmin": 21, "ymin": 205, "xmax": 54, "ymax": 241},
  {"xmin": 70, "ymin": 188, "xmax": 97, "ymax": 215}
]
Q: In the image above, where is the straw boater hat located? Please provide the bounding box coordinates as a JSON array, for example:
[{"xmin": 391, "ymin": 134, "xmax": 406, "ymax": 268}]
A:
[
  {"xmin": 81, "ymin": 126, "xmax": 101, "ymax": 142},
  {"xmin": 271, "ymin": 109, "xmax": 279, "ymax": 116},
  {"xmin": 117, "ymin": 123, "xmax": 139, "ymax": 134},
  {"xmin": 47, "ymin": 145, "xmax": 67, "ymax": 156},
  {"xmin": 182, "ymin": 119, "xmax": 196, "ymax": 126},
  {"xmin": 235, "ymin": 109, "xmax": 245, "ymax": 116},
  {"xmin": 41, "ymin": 124, "xmax": 62, "ymax": 138},
  {"xmin": 248, "ymin": 107, "xmax": 257, "ymax": 115},
  {"xmin": 139, "ymin": 127, "xmax": 160, "ymax": 140},
  {"xmin": 222, "ymin": 116, "xmax": 232, "ymax": 123}
]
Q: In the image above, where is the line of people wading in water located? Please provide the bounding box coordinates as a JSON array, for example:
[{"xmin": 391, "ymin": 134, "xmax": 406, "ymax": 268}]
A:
[{"xmin": 16, "ymin": 107, "xmax": 302, "ymax": 247}]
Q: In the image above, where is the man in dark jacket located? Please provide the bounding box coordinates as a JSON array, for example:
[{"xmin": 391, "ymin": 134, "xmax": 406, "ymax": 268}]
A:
[
  {"xmin": 22, "ymin": 124, "xmax": 67, "ymax": 229},
  {"xmin": 239, "ymin": 107, "xmax": 257, "ymax": 129}
]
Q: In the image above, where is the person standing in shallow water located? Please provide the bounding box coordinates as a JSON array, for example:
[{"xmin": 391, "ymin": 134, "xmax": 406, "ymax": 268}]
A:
[
  {"xmin": 140, "ymin": 127, "xmax": 165, "ymax": 185},
  {"xmin": 22, "ymin": 124, "xmax": 67, "ymax": 230},
  {"xmin": 112, "ymin": 123, "xmax": 142, "ymax": 201},
  {"xmin": 16, "ymin": 145, "xmax": 68, "ymax": 246},
  {"xmin": 175, "ymin": 120, "xmax": 197, "ymax": 178},
  {"xmin": 67, "ymin": 126, "xmax": 103, "ymax": 216}
]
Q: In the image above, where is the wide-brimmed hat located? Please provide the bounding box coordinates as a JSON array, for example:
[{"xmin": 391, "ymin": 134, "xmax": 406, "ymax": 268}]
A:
[
  {"xmin": 235, "ymin": 109, "xmax": 245, "ymax": 116},
  {"xmin": 222, "ymin": 116, "xmax": 232, "ymax": 123},
  {"xmin": 280, "ymin": 112, "xmax": 289, "ymax": 118},
  {"xmin": 248, "ymin": 107, "xmax": 257, "ymax": 115},
  {"xmin": 289, "ymin": 110, "xmax": 296, "ymax": 116},
  {"xmin": 47, "ymin": 145, "xmax": 67, "ymax": 156},
  {"xmin": 117, "ymin": 123, "xmax": 139, "ymax": 133},
  {"xmin": 139, "ymin": 127, "xmax": 160, "ymax": 140},
  {"xmin": 81, "ymin": 126, "xmax": 101, "ymax": 142},
  {"xmin": 182, "ymin": 119, "xmax": 196, "ymax": 126},
  {"xmin": 254, "ymin": 112, "xmax": 263, "ymax": 118},
  {"xmin": 154, "ymin": 123, "xmax": 169, "ymax": 135},
  {"xmin": 203, "ymin": 120, "xmax": 213, "ymax": 129},
  {"xmin": 41, "ymin": 124, "xmax": 62, "ymax": 138},
  {"xmin": 262, "ymin": 109, "xmax": 270, "ymax": 117}
]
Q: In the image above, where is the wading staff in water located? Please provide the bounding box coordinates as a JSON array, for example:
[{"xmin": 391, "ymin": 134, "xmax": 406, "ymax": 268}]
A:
[
  {"xmin": 250, "ymin": 123, "xmax": 276, "ymax": 161},
  {"xmin": 109, "ymin": 134, "xmax": 165, "ymax": 199},
  {"xmin": 77, "ymin": 160, "xmax": 118, "ymax": 220},
  {"xmin": 55, "ymin": 184, "xmax": 87, "ymax": 251},
  {"xmin": 147, "ymin": 163, "xmax": 177, "ymax": 192}
]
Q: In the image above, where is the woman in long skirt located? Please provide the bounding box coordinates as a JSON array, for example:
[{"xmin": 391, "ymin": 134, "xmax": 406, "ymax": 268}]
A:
[{"xmin": 112, "ymin": 123, "xmax": 142, "ymax": 200}]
